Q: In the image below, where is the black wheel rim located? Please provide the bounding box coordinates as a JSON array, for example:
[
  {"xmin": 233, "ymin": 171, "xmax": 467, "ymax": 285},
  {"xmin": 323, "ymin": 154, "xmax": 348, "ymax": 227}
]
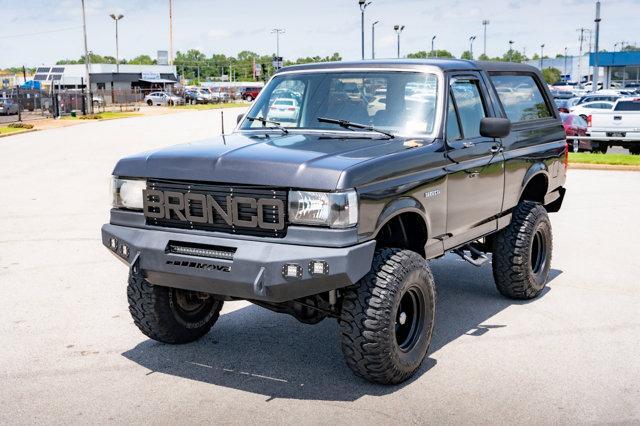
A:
[
  {"xmin": 171, "ymin": 289, "xmax": 210, "ymax": 320},
  {"xmin": 530, "ymin": 228, "xmax": 547, "ymax": 275},
  {"xmin": 395, "ymin": 286, "xmax": 425, "ymax": 352}
]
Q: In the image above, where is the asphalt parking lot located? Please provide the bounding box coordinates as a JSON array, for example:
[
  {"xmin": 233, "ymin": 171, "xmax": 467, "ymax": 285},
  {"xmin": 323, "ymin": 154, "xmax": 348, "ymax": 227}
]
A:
[{"xmin": 1, "ymin": 109, "xmax": 639, "ymax": 424}]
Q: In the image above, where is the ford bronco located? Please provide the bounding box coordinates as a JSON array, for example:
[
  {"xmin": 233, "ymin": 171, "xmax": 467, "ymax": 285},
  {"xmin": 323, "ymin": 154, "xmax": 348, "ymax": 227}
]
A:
[{"xmin": 103, "ymin": 60, "xmax": 567, "ymax": 384}]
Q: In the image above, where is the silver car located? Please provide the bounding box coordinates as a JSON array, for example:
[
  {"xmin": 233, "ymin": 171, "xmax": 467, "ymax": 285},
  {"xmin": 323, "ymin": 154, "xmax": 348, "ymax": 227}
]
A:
[
  {"xmin": 0, "ymin": 99, "xmax": 19, "ymax": 115},
  {"xmin": 143, "ymin": 92, "xmax": 184, "ymax": 107}
]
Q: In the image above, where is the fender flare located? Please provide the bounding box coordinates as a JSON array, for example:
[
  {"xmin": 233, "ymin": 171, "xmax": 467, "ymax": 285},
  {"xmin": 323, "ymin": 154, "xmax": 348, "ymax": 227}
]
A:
[
  {"xmin": 519, "ymin": 163, "xmax": 550, "ymax": 201},
  {"xmin": 373, "ymin": 197, "xmax": 429, "ymax": 238}
]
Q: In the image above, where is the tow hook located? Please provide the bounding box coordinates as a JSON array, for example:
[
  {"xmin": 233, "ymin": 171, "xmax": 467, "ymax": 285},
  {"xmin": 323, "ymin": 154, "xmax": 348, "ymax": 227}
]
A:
[{"xmin": 453, "ymin": 243, "xmax": 489, "ymax": 267}]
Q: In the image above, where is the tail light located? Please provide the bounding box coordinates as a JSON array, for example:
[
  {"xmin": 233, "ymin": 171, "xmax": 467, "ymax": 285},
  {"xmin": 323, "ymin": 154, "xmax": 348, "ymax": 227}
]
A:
[
  {"xmin": 287, "ymin": 107, "xmax": 296, "ymax": 111},
  {"xmin": 563, "ymin": 141, "xmax": 569, "ymax": 170},
  {"xmin": 586, "ymin": 115, "xmax": 592, "ymax": 127}
]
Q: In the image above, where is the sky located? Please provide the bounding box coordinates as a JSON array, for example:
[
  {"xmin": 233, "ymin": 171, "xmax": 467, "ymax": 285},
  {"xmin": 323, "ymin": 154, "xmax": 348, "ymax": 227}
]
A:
[{"xmin": 1, "ymin": 0, "xmax": 639, "ymax": 68}]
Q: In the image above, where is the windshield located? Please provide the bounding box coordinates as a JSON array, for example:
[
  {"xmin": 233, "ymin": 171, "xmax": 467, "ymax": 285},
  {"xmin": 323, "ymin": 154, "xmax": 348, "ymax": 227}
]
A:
[{"xmin": 240, "ymin": 71, "xmax": 439, "ymax": 136}]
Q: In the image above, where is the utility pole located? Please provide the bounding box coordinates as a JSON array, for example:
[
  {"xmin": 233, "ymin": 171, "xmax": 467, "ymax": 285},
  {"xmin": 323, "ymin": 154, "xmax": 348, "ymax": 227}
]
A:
[
  {"xmin": 394, "ymin": 25, "xmax": 405, "ymax": 59},
  {"xmin": 358, "ymin": 1, "xmax": 372, "ymax": 60},
  {"xmin": 109, "ymin": 14, "xmax": 124, "ymax": 73},
  {"xmin": 593, "ymin": 1, "xmax": 601, "ymax": 92},
  {"xmin": 431, "ymin": 35, "xmax": 437, "ymax": 58},
  {"xmin": 469, "ymin": 36, "xmax": 476, "ymax": 59},
  {"xmin": 540, "ymin": 44, "xmax": 545, "ymax": 69},
  {"xmin": 81, "ymin": 0, "xmax": 92, "ymax": 114},
  {"xmin": 271, "ymin": 28, "xmax": 285, "ymax": 65},
  {"xmin": 371, "ymin": 21, "xmax": 379, "ymax": 59},
  {"xmin": 482, "ymin": 20, "xmax": 489, "ymax": 57},
  {"xmin": 168, "ymin": 0, "xmax": 173, "ymax": 65},
  {"xmin": 577, "ymin": 28, "xmax": 586, "ymax": 85}
]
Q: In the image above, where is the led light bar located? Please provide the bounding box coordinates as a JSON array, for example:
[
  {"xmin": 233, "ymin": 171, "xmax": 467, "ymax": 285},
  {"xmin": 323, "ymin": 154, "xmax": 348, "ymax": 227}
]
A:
[{"xmin": 168, "ymin": 243, "xmax": 236, "ymax": 260}]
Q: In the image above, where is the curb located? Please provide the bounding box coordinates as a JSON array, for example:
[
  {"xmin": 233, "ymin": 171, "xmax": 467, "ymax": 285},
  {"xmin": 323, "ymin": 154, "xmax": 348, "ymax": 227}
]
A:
[
  {"xmin": 0, "ymin": 128, "xmax": 39, "ymax": 139},
  {"xmin": 570, "ymin": 162, "xmax": 640, "ymax": 171}
]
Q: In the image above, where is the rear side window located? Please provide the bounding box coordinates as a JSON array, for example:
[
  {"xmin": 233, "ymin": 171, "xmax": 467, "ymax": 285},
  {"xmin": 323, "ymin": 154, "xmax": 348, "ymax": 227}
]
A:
[
  {"xmin": 490, "ymin": 74, "xmax": 552, "ymax": 122},
  {"xmin": 614, "ymin": 100, "xmax": 640, "ymax": 111}
]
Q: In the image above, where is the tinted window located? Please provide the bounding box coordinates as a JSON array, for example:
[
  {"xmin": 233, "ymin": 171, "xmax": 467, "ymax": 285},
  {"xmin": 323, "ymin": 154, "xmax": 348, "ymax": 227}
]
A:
[
  {"xmin": 450, "ymin": 79, "xmax": 486, "ymax": 139},
  {"xmin": 491, "ymin": 74, "xmax": 552, "ymax": 122},
  {"xmin": 446, "ymin": 94, "xmax": 462, "ymax": 142},
  {"xmin": 614, "ymin": 100, "xmax": 640, "ymax": 111}
]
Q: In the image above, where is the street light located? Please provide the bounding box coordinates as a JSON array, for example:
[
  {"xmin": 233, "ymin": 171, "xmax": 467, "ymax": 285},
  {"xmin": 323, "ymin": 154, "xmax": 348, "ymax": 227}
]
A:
[
  {"xmin": 431, "ymin": 35, "xmax": 437, "ymax": 58},
  {"xmin": 359, "ymin": 0, "xmax": 372, "ymax": 60},
  {"xmin": 508, "ymin": 40, "xmax": 514, "ymax": 62},
  {"xmin": 482, "ymin": 20, "xmax": 490, "ymax": 57},
  {"xmin": 394, "ymin": 25, "xmax": 405, "ymax": 58},
  {"xmin": 469, "ymin": 35, "xmax": 477, "ymax": 60},
  {"xmin": 109, "ymin": 13, "xmax": 124, "ymax": 73},
  {"xmin": 371, "ymin": 20, "xmax": 379, "ymax": 59},
  {"xmin": 271, "ymin": 28, "xmax": 285, "ymax": 60},
  {"xmin": 540, "ymin": 43, "xmax": 545, "ymax": 69},
  {"xmin": 564, "ymin": 47, "xmax": 568, "ymax": 80}
]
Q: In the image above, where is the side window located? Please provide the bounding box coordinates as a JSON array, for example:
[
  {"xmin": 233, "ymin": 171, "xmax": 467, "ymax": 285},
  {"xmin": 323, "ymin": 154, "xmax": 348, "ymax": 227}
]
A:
[
  {"xmin": 446, "ymin": 93, "xmax": 462, "ymax": 142},
  {"xmin": 450, "ymin": 79, "xmax": 486, "ymax": 139},
  {"xmin": 490, "ymin": 74, "xmax": 552, "ymax": 122}
]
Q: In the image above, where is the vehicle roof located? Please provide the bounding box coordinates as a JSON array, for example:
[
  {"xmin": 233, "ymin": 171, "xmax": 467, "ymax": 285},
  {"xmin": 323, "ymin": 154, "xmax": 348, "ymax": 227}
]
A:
[{"xmin": 277, "ymin": 59, "xmax": 540, "ymax": 74}]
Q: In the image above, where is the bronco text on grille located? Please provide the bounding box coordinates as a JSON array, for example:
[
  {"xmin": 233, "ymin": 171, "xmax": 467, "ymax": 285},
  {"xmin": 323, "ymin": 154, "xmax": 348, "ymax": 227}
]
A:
[{"xmin": 143, "ymin": 180, "xmax": 287, "ymax": 237}]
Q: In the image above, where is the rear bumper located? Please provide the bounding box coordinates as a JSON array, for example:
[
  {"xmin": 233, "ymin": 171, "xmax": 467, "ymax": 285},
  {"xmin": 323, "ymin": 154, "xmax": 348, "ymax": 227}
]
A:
[{"xmin": 102, "ymin": 224, "xmax": 376, "ymax": 303}]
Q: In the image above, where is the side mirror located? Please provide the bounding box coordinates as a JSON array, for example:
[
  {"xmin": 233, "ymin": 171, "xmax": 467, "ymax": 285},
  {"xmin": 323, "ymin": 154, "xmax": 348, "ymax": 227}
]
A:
[
  {"xmin": 480, "ymin": 117, "xmax": 511, "ymax": 138},
  {"xmin": 237, "ymin": 113, "xmax": 244, "ymax": 124}
]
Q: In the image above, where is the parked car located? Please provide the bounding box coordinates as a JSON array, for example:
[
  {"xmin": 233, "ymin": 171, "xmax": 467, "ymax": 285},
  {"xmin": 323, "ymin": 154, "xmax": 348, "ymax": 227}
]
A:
[
  {"xmin": 267, "ymin": 98, "xmax": 300, "ymax": 122},
  {"xmin": 92, "ymin": 95, "xmax": 104, "ymax": 107},
  {"xmin": 560, "ymin": 113, "xmax": 590, "ymax": 152},
  {"xmin": 0, "ymin": 98, "xmax": 19, "ymax": 115},
  {"xmin": 103, "ymin": 59, "xmax": 567, "ymax": 385},
  {"xmin": 198, "ymin": 88, "xmax": 214, "ymax": 103},
  {"xmin": 211, "ymin": 90, "xmax": 230, "ymax": 103},
  {"xmin": 144, "ymin": 92, "xmax": 184, "ymax": 106},
  {"xmin": 586, "ymin": 97, "xmax": 640, "ymax": 154},
  {"xmin": 569, "ymin": 100, "xmax": 615, "ymax": 120},
  {"xmin": 240, "ymin": 87, "xmax": 261, "ymax": 102},
  {"xmin": 184, "ymin": 90, "xmax": 207, "ymax": 105}
]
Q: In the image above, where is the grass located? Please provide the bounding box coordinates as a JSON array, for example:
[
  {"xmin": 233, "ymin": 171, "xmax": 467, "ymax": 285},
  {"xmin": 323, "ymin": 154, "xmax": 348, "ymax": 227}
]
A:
[
  {"xmin": 175, "ymin": 102, "xmax": 247, "ymax": 110},
  {"xmin": 0, "ymin": 125, "xmax": 34, "ymax": 136},
  {"xmin": 63, "ymin": 111, "xmax": 142, "ymax": 120},
  {"xmin": 569, "ymin": 152, "xmax": 640, "ymax": 166}
]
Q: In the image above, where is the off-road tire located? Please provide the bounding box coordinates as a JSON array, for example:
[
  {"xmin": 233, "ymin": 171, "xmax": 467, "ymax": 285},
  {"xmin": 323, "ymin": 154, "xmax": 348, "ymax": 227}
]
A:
[
  {"xmin": 339, "ymin": 248, "xmax": 436, "ymax": 385},
  {"xmin": 127, "ymin": 273, "xmax": 223, "ymax": 344},
  {"xmin": 492, "ymin": 201, "xmax": 553, "ymax": 300}
]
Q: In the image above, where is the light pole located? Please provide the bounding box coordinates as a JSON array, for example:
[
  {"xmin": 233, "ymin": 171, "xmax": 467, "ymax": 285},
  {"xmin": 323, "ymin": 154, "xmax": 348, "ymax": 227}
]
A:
[
  {"xmin": 469, "ymin": 35, "xmax": 476, "ymax": 59},
  {"xmin": 508, "ymin": 40, "xmax": 514, "ymax": 62},
  {"xmin": 482, "ymin": 20, "xmax": 490, "ymax": 57},
  {"xmin": 359, "ymin": 0, "xmax": 372, "ymax": 60},
  {"xmin": 394, "ymin": 25, "xmax": 405, "ymax": 58},
  {"xmin": 168, "ymin": 0, "xmax": 173, "ymax": 65},
  {"xmin": 81, "ymin": 0, "xmax": 92, "ymax": 114},
  {"xmin": 593, "ymin": 1, "xmax": 601, "ymax": 93},
  {"xmin": 540, "ymin": 43, "xmax": 545, "ymax": 69},
  {"xmin": 271, "ymin": 28, "xmax": 285, "ymax": 59},
  {"xmin": 109, "ymin": 14, "xmax": 124, "ymax": 73},
  {"xmin": 564, "ymin": 47, "xmax": 568, "ymax": 80},
  {"xmin": 371, "ymin": 20, "xmax": 379, "ymax": 59},
  {"xmin": 431, "ymin": 35, "xmax": 437, "ymax": 57}
]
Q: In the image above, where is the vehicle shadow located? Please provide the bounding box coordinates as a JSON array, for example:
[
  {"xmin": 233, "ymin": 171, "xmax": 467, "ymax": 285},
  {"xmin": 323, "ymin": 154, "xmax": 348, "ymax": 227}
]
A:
[{"xmin": 122, "ymin": 254, "xmax": 562, "ymax": 402}]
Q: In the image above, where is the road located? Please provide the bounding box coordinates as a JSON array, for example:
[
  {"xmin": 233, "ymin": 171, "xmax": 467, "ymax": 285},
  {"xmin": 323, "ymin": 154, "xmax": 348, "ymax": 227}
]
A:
[{"xmin": 1, "ymin": 110, "xmax": 639, "ymax": 424}]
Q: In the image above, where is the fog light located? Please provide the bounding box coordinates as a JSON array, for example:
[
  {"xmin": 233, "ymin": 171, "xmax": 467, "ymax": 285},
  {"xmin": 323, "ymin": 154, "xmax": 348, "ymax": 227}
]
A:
[
  {"xmin": 109, "ymin": 237, "xmax": 118, "ymax": 251},
  {"xmin": 309, "ymin": 260, "xmax": 329, "ymax": 275},
  {"xmin": 121, "ymin": 244, "xmax": 130, "ymax": 258},
  {"xmin": 282, "ymin": 263, "xmax": 303, "ymax": 279}
]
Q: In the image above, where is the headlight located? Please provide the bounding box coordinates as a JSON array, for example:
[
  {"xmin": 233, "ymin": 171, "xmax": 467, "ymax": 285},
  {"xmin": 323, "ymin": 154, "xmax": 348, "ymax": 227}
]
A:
[
  {"xmin": 288, "ymin": 190, "xmax": 358, "ymax": 228},
  {"xmin": 112, "ymin": 178, "xmax": 146, "ymax": 210}
]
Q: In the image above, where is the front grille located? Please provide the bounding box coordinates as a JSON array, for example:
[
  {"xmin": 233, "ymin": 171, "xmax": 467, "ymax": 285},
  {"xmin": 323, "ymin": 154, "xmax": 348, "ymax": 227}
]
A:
[{"xmin": 146, "ymin": 179, "xmax": 288, "ymax": 238}]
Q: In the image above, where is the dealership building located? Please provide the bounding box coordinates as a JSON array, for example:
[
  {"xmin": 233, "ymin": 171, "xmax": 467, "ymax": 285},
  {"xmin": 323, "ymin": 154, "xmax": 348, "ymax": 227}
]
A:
[{"xmin": 32, "ymin": 63, "xmax": 178, "ymax": 92}]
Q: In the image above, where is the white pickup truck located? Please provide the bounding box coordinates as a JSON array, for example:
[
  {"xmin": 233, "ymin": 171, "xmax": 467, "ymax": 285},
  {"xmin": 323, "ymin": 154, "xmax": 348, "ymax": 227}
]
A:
[{"xmin": 586, "ymin": 98, "xmax": 640, "ymax": 154}]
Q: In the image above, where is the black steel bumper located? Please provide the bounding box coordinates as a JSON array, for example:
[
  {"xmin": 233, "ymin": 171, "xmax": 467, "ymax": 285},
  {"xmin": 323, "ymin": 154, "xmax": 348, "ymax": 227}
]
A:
[{"xmin": 101, "ymin": 224, "xmax": 376, "ymax": 303}]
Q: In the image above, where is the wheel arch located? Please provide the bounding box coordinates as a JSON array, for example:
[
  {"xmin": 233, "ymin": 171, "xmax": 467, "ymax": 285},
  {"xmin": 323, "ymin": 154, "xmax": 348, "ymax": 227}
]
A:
[
  {"xmin": 519, "ymin": 164, "xmax": 550, "ymax": 204},
  {"xmin": 373, "ymin": 197, "xmax": 429, "ymax": 257}
]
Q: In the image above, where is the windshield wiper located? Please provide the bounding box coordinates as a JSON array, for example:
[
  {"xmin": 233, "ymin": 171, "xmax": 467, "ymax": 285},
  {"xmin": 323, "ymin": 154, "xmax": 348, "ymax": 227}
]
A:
[
  {"xmin": 317, "ymin": 117, "xmax": 395, "ymax": 139},
  {"xmin": 245, "ymin": 116, "xmax": 288, "ymax": 134}
]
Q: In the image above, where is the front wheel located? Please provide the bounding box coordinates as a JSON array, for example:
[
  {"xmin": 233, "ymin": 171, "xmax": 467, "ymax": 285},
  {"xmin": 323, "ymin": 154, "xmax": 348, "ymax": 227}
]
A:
[
  {"xmin": 492, "ymin": 201, "xmax": 553, "ymax": 300},
  {"xmin": 629, "ymin": 146, "xmax": 640, "ymax": 155},
  {"xmin": 340, "ymin": 248, "xmax": 436, "ymax": 385},
  {"xmin": 146, "ymin": 100, "xmax": 153, "ymax": 106},
  {"xmin": 127, "ymin": 273, "xmax": 223, "ymax": 344}
]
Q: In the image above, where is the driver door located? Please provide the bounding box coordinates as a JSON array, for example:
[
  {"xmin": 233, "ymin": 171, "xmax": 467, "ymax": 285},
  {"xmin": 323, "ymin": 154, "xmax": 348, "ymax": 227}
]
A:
[{"xmin": 444, "ymin": 73, "xmax": 505, "ymax": 249}]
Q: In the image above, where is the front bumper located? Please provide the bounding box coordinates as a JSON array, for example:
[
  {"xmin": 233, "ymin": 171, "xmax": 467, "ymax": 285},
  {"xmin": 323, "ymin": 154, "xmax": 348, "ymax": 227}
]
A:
[{"xmin": 102, "ymin": 224, "xmax": 376, "ymax": 303}]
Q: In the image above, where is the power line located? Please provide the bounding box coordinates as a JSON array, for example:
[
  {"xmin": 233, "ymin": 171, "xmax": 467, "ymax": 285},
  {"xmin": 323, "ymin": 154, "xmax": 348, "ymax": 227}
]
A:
[{"xmin": 0, "ymin": 26, "xmax": 81, "ymax": 40}]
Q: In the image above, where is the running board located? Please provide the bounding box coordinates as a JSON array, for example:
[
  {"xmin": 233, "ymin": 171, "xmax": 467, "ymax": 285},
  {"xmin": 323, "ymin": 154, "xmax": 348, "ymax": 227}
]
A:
[{"xmin": 452, "ymin": 243, "xmax": 489, "ymax": 267}]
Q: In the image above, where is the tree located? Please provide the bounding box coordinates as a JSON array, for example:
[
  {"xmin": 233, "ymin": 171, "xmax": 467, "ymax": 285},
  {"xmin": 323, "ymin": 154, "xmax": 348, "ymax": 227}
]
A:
[
  {"xmin": 407, "ymin": 49, "xmax": 454, "ymax": 59},
  {"xmin": 622, "ymin": 44, "xmax": 640, "ymax": 52},
  {"xmin": 128, "ymin": 55, "xmax": 156, "ymax": 65},
  {"xmin": 541, "ymin": 67, "xmax": 562, "ymax": 84},
  {"xmin": 460, "ymin": 50, "xmax": 473, "ymax": 60},
  {"xmin": 501, "ymin": 49, "xmax": 527, "ymax": 63},
  {"xmin": 477, "ymin": 53, "xmax": 490, "ymax": 61}
]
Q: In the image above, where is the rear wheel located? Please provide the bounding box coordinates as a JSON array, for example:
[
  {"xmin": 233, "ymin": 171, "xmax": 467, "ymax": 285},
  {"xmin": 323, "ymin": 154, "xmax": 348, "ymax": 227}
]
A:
[
  {"xmin": 146, "ymin": 100, "xmax": 153, "ymax": 106},
  {"xmin": 340, "ymin": 248, "xmax": 436, "ymax": 384},
  {"xmin": 492, "ymin": 201, "xmax": 553, "ymax": 300},
  {"xmin": 629, "ymin": 146, "xmax": 640, "ymax": 155},
  {"xmin": 245, "ymin": 95, "xmax": 253, "ymax": 102},
  {"xmin": 127, "ymin": 273, "xmax": 223, "ymax": 344}
]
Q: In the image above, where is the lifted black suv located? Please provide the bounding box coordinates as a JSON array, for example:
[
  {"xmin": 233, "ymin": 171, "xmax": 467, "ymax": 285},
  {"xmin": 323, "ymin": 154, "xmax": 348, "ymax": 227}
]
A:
[{"xmin": 103, "ymin": 60, "xmax": 567, "ymax": 384}]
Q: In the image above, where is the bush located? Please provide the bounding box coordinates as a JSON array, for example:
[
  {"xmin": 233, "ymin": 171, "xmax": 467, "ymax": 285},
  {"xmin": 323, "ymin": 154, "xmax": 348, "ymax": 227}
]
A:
[
  {"xmin": 79, "ymin": 114, "xmax": 102, "ymax": 120},
  {"xmin": 542, "ymin": 67, "xmax": 562, "ymax": 84},
  {"xmin": 7, "ymin": 123, "xmax": 34, "ymax": 129}
]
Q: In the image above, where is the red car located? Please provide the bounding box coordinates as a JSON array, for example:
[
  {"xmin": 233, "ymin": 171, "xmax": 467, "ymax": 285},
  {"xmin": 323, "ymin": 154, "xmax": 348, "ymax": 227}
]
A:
[
  {"xmin": 240, "ymin": 87, "xmax": 262, "ymax": 102},
  {"xmin": 560, "ymin": 113, "xmax": 592, "ymax": 152}
]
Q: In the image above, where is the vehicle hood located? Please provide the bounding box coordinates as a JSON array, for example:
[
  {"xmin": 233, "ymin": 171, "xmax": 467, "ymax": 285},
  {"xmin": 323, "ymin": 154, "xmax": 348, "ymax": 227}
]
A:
[{"xmin": 113, "ymin": 131, "xmax": 430, "ymax": 190}]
